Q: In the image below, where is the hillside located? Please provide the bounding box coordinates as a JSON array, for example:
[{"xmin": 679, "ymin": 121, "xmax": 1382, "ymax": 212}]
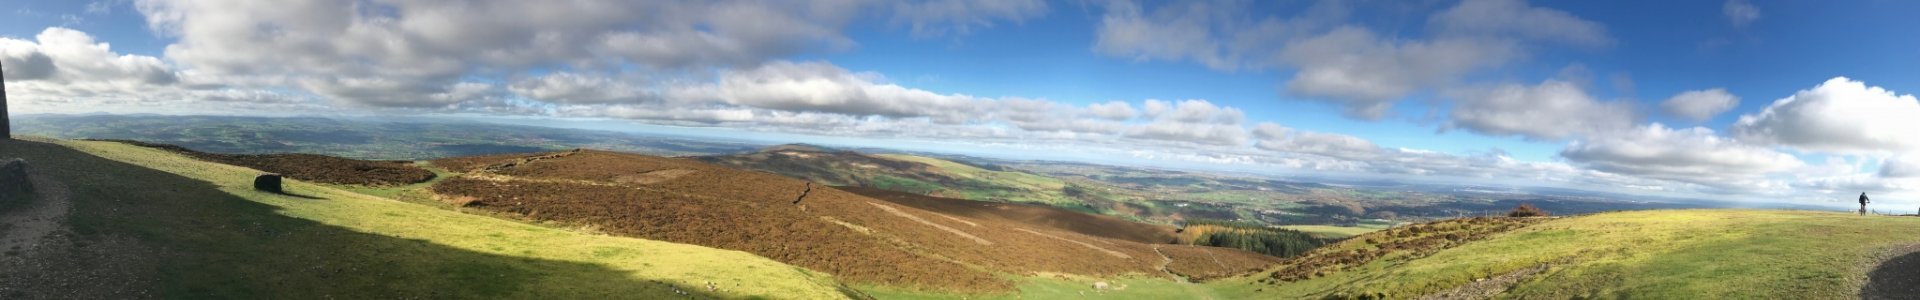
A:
[
  {"xmin": 839, "ymin": 186, "xmax": 1177, "ymax": 244},
  {"xmin": 0, "ymin": 138, "xmax": 856, "ymax": 299},
  {"xmin": 694, "ymin": 146, "xmax": 1082, "ymax": 207},
  {"xmin": 1207, "ymin": 210, "xmax": 1920, "ymax": 299},
  {"xmin": 429, "ymin": 149, "xmax": 1281, "ymax": 293}
]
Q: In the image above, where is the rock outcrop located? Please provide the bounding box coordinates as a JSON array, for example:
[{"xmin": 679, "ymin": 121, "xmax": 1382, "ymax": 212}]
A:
[{"xmin": 253, "ymin": 173, "xmax": 283, "ymax": 194}]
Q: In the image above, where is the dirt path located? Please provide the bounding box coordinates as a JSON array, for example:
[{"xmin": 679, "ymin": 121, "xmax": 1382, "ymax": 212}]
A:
[
  {"xmin": 1151, "ymin": 245, "xmax": 1190, "ymax": 283},
  {"xmin": 1418, "ymin": 263, "xmax": 1553, "ymax": 300},
  {"xmin": 1862, "ymin": 243, "xmax": 1920, "ymax": 299},
  {"xmin": 0, "ymin": 169, "xmax": 157, "ymax": 299},
  {"xmin": 1, "ymin": 172, "xmax": 71, "ymax": 256}
]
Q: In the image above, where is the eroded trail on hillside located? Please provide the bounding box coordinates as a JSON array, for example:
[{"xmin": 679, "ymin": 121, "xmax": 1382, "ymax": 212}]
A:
[{"xmin": 1862, "ymin": 243, "xmax": 1920, "ymax": 299}]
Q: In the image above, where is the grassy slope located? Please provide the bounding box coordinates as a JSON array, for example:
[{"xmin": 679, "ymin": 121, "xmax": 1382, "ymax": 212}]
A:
[
  {"xmin": 864, "ymin": 275, "xmax": 1216, "ymax": 300},
  {"xmin": 874, "ymin": 154, "xmax": 1069, "ymax": 204},
  {"xmin": 6, "ymin": 138, "xmax": 850, "ymax": 299},
  {"xmin": 1211, "ymin": 209, "xmax": 1920, "ymax": 299}
]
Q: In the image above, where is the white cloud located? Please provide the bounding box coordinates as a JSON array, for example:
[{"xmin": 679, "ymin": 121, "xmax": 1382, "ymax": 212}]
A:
[
  {"xmin": 508, "ymin": 72, "xmax": 655, "ymax": 105},
  {"xmin": 1141, "ymin": 99, "xmax": 1244, "ymax": 124},
  {"xmin": 1123, "ymin": 121, "xmax": 1247, "ymax": 146},
  {"xmin": 1447, "ymin": 79, "xmax": 1637, "ymax": 140},
  {"xmin": 1724, "ymin": 0, "xmax": 1761, "ymax": 28},
  {"xmin": 1090, "ymin": 0, "xmax": 1287, "ymax": 71},
  {"xmin": 1884, "ymin": 155, "xmax": 1920, "ymax": 178},
  {"xmin": 130, "ymin": 0, "xmax": 883, "ymax": 107},
  {"xmin": 1280, "ymin": 27, "xmax": 1517, "ymax": 118},
  {"xmin": 1660, "ymin": 88, "xmax": 1739, "ymax": 121},
  {"xmin": 1561, "ymin": 124, "xmax": 1803, "ymax": 190},
  {"xmin": 665, "ymin": 61, "xmax": 982, "ymax": 122},
  {"xmin": 1251, "ymin": 123, "xmax": 1382, "ymax": 160},
  {"xmin": 0, "ymin": 27, "xmax": 177, "ymax": 85},
  {"xmin": 1085, "ymin": 101, "xmax": 1138, "ymax": 120},
  {"xmin": 1427, "ymin": 0, "xmax": 1611, "ymax": 47},
  {"xmin": 1730, "ymin": 77, "xmax": 1920, "ymax": 154},
  {"xmin": 1091, "ymin": 0, "xmax": 1608, "ymax": 120},
  {"xmin": 889, "ymin": 0, "xmax": 1048, "ymax": 38}
]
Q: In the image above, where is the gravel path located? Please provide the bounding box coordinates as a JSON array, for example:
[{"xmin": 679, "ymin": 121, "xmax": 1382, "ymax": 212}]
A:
[
  {"xmin": 0, "ymin": 169, "xmax": 158, "ymax": 299},
  {"xmin": 1863, "ymin": 243, "xmax": 1920, "ymax": 300},
  {"xmin": 1, "ymin": 172, "xmax": 71, "ymax": 254}
]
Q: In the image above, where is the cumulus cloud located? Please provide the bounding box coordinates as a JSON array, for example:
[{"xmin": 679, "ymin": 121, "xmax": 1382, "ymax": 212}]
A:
[
  {"xmin": 1447, "ymin": 80, "xmax": 1637, "ymax": 140},
  {"xmin": 665, "ymin": 61, "xmax": 983, "ymax": 122},
  {"xmin": 1883, "ymin": 155, "xmax": 1920, "ymax": 178},
  {"xmin": 1427, "ymin": 0, "xmax": 1611, "ymax": 47},
  {"xmin": 1090, "ymin": 0, "xmax": 1293, "ymax": 71},
  {"xmin": 1119, "ymin": 99, "xmax": 1249, "ymax": 146},
  {"xmin": 1251, "ymin": 123, "xmax": 1382, "ymax": 160},
  {"xmin": 1724, "ymin": 0, "xmax": 1760, "ymax": 28},
  {"xmin": 1731, "ymin": 77, "xmax": 1920, "ymax": 154},
  {"xmin": 1085, "ymin": 101, "xmax": 1138, "ymax": 120},
  {"xmin": 1561, "ymin": 124, "xmax": 1803, "ymax": 190},
  {"xmin": 0, "ymin": 27, "xmax": 177, "ymax": 84},
  {"xmin": 1092, "ymin": 0, "xmax": 1607, "ymax": 120},
  {"xmin": 889, "ymin": 0, "xmax": 1049, "ymax": 38},
  {"xmin": 1280, "ymin": 27, "xmax": 1517, "ymax": 118},
  {"xmin": 508, "ymin": 72, "xmax": 656, "ymax": 105},
  {"xmin": 1660, "ymin": 88, "xmax": 1739, "ymax": 121}
]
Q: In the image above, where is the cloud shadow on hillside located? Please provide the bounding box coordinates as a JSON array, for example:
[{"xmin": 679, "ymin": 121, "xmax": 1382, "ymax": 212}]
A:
[{"xmin": 0, "ymin": 140, "xmax": 747, "ymax": 299}]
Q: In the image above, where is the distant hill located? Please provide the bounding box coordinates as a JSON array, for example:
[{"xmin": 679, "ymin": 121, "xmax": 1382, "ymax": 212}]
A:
[
  {"xmin": 694, "ymin": 145, "xmax": 1085, "ymax": 207},
  {"xmin": 430, "ymin": 149, "xmax": 1279, "ymax": 292},
  {"xmin": 11, "ymin": 114, "xmax": 762, "ymax": 159}
]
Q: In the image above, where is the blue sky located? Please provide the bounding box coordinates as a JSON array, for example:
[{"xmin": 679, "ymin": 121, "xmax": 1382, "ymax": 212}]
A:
[{"xmin": 5, "ymin": 0, "xmax": 1920, "ymax": 204}]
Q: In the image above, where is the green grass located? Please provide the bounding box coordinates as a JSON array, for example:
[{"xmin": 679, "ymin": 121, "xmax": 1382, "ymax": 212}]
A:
[
  {"xmin": 875, "ymin": 154, "xmax": 1074, "ymax": 205},
  {"xmin": 4, "ymin": 138, "xmax": 853, "ymax": 299},
  {"xmin": 1213, "ymin": 209, "xmax": 1920, "ymax": 299},
  {"xmin": 865, "ymin": 274, "xmax": 1214, "ymax": 300}
]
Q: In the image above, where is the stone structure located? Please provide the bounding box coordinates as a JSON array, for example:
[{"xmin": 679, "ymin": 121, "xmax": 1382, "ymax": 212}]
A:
[
  {"xmin": 1, "ymin": 158, "xmax": 30, "ymax": 197},
  {"xmin": 3, "ymin": 60, "xmax": 10, "ymax": 140},
  {"xmin": 254, "ymin": 173, "xmax": 284, "ymax": 194}
]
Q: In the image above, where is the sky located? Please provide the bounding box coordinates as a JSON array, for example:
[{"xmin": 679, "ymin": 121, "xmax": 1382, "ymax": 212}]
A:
[{"xmin": 3, "ymin": 0, "xmax": 1919, "ymax": 205}]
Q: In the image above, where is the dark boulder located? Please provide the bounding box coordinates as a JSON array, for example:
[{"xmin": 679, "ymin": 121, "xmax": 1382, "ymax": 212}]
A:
[
  {"xmin": 254, "ymin": 173, "xmax": 283, "ymax": 194},
  {"xmin": 1, "ymin": 158, "xmax": 31, "ymax": 204}
]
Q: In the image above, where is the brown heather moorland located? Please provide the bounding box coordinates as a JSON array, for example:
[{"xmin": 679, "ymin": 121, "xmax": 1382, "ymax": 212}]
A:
[
  {"xmin": 104, "ymin": 139, "xmax": 434, "ymax": 186},
  {"xmin": 427, "ymin": 150, "xmax": 1279, "ymax": 292}
]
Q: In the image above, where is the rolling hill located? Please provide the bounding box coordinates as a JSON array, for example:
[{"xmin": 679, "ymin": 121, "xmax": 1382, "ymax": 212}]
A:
[
  {"xmin": 13, "ymin": 137, "xmax": 1920, "ymax": 299},
  {"xmin": 427, "ymin": 149, "xmax": 1280, "ymax": 293},
  {"xmin": 1204, "ymin": 209, "xmax": 1920, "ymax": 299},
  {"xmin": 0, "ymin": 138, "xmax": 856, "ymax": 299},
  {"xmin": 838, "ymin": 186, "xmax": 1177, "ymax": 244}
]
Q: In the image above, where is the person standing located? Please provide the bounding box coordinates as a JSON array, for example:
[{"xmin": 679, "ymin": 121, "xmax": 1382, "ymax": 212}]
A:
[{"xmin": 1860, "ymin": 192, "xmax": 1871, "ymax": 216}]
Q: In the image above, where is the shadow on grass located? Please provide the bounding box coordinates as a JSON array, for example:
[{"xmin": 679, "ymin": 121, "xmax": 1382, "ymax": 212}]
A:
[
  {"xmin": 1862, "ymin": 246, "xmax": 1920, "ymax": 300},
  {"xmin": 0, "ymin": 140, "xmax": 735, "ymax": 299}
]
